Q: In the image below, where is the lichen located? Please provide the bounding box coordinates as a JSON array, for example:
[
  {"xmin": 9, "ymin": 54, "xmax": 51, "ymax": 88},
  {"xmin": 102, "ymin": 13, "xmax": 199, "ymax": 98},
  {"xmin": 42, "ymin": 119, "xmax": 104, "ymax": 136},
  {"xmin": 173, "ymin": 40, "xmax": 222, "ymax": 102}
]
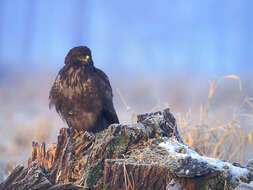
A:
[
  {"xmin": 107, "ymin": 130, "xmax": 130, "ymax": 157},
  {"xmin": 155, "ymin": 135, "xmax": 163, "ymax": 143},
  {"xmin": 82, "ymin": 160, "xmax": 104, "ymax": 189},
  {"xmin": 103, "ymin": 185, "xmax": 111, "ymax": 190}
]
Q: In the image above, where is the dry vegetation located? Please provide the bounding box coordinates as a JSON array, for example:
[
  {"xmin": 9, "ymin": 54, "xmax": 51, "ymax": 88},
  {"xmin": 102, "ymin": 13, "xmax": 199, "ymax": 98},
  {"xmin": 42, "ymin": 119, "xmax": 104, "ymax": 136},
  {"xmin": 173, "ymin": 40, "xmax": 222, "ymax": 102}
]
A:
[
  {"xmin": 0, "ymin": 71, "xmax": 252, "ymax": 178},
  {"xmin": 177, "ymin": 76, "xmax": 253, "ymax": 163}
]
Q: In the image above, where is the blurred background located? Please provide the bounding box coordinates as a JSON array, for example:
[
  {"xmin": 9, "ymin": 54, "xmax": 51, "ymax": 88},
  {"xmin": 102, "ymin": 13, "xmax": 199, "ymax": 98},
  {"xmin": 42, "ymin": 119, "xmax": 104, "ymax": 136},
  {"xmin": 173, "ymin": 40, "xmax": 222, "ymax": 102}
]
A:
[{"xmin": 0, "ymin": 0, "xmax": 253, "ymax": 179}]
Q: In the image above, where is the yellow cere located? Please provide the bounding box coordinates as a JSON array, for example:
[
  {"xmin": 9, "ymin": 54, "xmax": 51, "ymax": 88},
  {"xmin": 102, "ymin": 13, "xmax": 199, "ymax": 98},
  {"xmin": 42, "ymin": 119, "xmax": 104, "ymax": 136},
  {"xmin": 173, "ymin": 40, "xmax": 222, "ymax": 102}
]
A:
[{"xmin": 86, "ymin": 55, "xmax": 90, "ymax": 59}]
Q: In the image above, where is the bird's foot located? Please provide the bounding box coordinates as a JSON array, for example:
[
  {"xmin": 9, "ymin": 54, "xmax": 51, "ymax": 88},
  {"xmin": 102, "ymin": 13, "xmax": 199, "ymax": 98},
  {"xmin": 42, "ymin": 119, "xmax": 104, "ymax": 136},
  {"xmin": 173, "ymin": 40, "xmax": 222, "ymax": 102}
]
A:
[
  {"xmin": 72, "ymin": 129, "xmax": 95, "ymax": 141},
  {"xmin": 73, "ymin": 129, "xmax": 80, "ymax": 140}
]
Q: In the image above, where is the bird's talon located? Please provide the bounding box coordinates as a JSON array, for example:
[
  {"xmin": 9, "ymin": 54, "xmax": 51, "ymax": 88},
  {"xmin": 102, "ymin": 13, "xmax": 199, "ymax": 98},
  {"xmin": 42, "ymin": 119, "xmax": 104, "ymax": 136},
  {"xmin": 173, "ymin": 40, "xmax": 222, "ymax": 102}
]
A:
[
  {"xmin": 74, "ymin": 129, "xmax": 78, "ymax": 133},
  {"xmin": 73, "ymin": 133, "xmax": 79, "ymax": 139},
  {"xmin": 73, "ymin": 129, "xmax": 80, "ymax": 139}
]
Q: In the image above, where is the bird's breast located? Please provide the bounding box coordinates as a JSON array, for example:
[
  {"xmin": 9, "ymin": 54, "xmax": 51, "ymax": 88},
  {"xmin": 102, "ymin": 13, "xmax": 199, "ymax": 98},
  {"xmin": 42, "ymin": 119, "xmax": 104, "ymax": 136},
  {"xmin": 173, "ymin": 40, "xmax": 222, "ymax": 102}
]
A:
[{"xmin": 57, "ymin": 68, "xmax": 99, "ymax": 100}]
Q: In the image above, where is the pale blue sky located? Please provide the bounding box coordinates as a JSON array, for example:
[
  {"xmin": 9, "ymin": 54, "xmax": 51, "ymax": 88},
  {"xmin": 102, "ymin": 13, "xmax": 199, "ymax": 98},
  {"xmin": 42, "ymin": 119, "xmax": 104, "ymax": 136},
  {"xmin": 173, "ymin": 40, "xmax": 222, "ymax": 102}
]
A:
[{"xmin": 0, "ymin": 0, "xmax": 252, "ymax": 76}]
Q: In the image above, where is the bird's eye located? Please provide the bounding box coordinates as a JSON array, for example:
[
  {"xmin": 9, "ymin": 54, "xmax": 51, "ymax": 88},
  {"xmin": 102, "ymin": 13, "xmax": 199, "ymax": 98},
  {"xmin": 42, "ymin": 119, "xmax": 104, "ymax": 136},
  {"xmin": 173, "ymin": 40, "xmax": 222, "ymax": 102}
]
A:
[{"xmin": 80, "ymin": 55, "xmax": 90, "ymax": 63}]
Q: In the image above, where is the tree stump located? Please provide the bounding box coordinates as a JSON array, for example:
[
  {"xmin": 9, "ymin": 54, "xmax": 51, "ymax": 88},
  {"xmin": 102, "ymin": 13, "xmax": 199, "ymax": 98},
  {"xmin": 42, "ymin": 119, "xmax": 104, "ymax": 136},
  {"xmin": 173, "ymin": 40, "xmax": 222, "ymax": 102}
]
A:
[{"xmin": 2, "ymin": 108, "xmax": 253, "ymax": 190}]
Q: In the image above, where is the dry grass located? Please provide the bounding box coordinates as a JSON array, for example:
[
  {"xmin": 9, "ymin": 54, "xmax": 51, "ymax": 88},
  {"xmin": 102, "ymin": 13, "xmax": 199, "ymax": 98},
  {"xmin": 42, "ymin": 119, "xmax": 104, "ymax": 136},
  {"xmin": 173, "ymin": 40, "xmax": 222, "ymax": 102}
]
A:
[
  {"xmin": 123, "ymin": 163, "xmax": 135, "ymax": 190},
  {"xmin": 177, "ymin": 75, "xmax": 253, "ymax": 163}
]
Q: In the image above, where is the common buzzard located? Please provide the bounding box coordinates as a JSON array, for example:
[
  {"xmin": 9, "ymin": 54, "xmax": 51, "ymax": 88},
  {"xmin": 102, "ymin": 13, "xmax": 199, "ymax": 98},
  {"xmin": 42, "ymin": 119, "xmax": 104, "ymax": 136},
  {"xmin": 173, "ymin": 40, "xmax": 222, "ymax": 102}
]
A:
[{"xmin": 49, "ymin": 46, "xmax": 119, "ymax": 139}]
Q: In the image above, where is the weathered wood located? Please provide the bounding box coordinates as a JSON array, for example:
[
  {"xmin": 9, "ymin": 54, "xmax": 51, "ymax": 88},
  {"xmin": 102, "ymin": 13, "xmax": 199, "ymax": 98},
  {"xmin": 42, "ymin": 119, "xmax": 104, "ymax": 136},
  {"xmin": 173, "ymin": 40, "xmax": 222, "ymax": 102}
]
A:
[
  {"xmin": 104, "ymin": 159, "xmax": 171, "ymax": 190},
  {"xmin": 0, "ymin": 162, "xmax": 81, "ymax": 190},
  {"xmin": 103, "ymin": 157, "xmax": 226, "ymax": 190}
]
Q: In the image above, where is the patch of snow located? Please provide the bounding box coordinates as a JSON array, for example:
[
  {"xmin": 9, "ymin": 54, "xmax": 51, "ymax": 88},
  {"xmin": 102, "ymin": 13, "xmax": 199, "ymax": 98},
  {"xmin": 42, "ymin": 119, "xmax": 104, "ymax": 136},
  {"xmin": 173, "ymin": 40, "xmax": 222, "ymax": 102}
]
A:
[
  {"xmin": 235, "ymin": 182, "xmax": 253, "ymax": 190},
  {"xmin": 166, "ymin": 179, "xmax": 183, "ymax": 190},
  {"xmin": 159, "ymin": 138, "xmax": 249, "ymax": 177}
]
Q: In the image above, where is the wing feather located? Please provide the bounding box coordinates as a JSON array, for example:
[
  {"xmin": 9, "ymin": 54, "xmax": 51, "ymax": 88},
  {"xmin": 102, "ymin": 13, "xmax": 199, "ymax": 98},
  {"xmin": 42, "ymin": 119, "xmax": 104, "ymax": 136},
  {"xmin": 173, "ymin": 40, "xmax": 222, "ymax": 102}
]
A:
[{"xmin": 95, "ymin": 68, "xmax": 119, "ymax": 124}]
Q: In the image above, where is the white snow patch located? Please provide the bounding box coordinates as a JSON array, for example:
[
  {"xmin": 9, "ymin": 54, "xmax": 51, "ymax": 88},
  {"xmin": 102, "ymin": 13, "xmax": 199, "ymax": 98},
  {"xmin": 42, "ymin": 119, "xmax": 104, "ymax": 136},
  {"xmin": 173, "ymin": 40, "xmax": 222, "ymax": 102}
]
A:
[
  {"xmin": 159, "ymin": 138, "xmax": 249, "ymax": 177},
  {"xmin": 235, "ymin": 182, "xmax": 253, "ymax": 190}
]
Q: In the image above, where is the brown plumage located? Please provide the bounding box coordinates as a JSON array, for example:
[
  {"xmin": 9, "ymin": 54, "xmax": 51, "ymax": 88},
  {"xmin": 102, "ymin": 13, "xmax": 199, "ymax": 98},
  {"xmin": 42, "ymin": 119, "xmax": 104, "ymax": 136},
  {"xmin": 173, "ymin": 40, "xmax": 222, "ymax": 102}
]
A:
[{"xmin": 49, "ymin": 46, "xmax": 119, "ymax": 134}]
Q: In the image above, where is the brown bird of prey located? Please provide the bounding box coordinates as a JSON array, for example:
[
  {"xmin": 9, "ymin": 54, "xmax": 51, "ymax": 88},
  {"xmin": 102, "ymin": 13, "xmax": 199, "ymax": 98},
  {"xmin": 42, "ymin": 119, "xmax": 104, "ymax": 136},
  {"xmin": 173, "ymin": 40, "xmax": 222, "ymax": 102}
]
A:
[{"xmin": 49, "ymin": 46, "xmax": 119, "ymax": 139}]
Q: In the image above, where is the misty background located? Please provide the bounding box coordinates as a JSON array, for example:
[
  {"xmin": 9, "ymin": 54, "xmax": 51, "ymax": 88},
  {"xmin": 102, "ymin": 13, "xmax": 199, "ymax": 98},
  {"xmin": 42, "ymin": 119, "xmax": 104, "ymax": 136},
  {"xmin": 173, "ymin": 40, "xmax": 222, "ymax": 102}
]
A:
[{"xmin": 0, "ymin": 0, "xmax": 253, "ymax": 176}]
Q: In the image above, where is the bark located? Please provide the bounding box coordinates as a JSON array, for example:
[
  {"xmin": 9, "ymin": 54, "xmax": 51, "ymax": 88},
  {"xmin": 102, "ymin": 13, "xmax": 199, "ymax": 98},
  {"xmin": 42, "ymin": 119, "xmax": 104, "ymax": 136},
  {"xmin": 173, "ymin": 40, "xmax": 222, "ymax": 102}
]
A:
[{"xmin": 0, "ymin": 162, "xmax": 81, "ymax": 190}]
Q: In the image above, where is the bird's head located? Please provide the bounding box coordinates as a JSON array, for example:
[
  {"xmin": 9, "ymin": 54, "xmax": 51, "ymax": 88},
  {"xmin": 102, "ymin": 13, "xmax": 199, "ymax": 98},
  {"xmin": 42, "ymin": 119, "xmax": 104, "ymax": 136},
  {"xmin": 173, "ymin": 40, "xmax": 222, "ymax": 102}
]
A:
[{"xmin": 65, "ymin": 46, "xmax": 93, "ymax": 66}]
